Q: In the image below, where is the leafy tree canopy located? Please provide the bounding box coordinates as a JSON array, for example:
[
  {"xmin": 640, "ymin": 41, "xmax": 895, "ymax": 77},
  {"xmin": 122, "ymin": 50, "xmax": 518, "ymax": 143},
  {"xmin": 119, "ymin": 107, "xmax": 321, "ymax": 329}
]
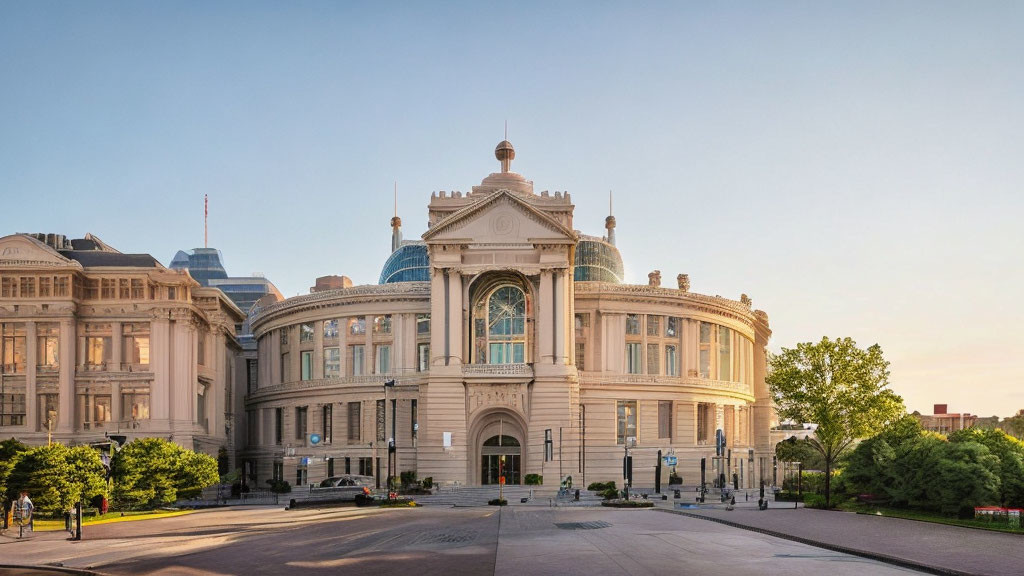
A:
[
  {"xmin": 112, "ymin": 438, "xmax": 219, "ymax": 509},
  {"xmin": 4, "ymin": 444, "xmax": 106, "ymax": 515},
  {"xmin": 768, "ymin": 337, "xmax": 905, "ymax": 506}
]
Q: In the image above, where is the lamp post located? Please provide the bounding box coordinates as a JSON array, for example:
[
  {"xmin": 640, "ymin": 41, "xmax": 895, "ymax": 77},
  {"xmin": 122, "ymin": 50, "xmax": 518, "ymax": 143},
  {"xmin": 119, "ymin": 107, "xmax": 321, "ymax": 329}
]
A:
[{"xmin": 384, "ymin": 379, "xmax": 395, "ymax": 500}]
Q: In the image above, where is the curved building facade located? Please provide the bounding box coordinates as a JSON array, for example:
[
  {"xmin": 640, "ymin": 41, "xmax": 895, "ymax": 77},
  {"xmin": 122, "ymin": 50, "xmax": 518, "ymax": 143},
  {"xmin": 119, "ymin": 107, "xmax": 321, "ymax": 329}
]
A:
[{"xmin": 242, "ymin": 142, "xmax": 774, "ymax": 491}]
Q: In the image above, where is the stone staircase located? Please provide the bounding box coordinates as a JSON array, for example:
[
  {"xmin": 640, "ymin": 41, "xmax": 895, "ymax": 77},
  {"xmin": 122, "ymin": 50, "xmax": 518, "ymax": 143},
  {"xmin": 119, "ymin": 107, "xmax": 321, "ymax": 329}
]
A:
[{"xmin": 414, "ymin": 486, "xmax": 605, "ymax": 507}]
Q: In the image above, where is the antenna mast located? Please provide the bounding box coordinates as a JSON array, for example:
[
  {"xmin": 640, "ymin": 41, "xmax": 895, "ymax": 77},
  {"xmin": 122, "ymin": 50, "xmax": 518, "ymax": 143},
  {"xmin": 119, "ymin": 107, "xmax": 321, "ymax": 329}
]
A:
[{"xmin": 204, "ymin": 194, "xmax": 208, "ymax": 248}]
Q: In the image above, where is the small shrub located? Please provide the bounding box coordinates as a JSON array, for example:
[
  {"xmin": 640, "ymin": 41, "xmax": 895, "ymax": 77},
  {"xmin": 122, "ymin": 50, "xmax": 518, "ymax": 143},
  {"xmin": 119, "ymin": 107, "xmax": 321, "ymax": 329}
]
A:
[
  {"xmin": 668, "ymin": 474, "xmax": 683, "ymax": 485},
  {"xmin": 804, "ymin": 494, "xmax": 828, "ymax": 509},
  {"xmin": 599, "ymin": 488, "xmax": 620, "ymax": 500},
  {"xmin": 266, "ymin": 479, "xmax": 291, "ymax": 494},
  {"xmin": 488, "ymin": 498, "xmax": 508, "ymax": 506},
  {"xmin": 588, "ymin": 481, "xmax": 616, "ymax": 492},
  {"xmin": 421, "ymin": 477, "xmax": 433, "ymax": 489},
  {"xmin": 524, "ymin": 474, "xmax": 543, "ymax": 486},
  {"xmin": 601, "ymin": 499, "xmax": 654, "ymax": 508},
  {"xmin": 400, "ymin": 470, "xmax": 418, "ymax": 487}
]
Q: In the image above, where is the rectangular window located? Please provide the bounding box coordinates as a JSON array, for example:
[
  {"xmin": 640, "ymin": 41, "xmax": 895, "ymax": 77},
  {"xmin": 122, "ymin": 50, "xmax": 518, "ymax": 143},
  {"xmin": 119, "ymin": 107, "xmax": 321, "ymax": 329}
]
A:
[
  {"xmin": 323, "ymin": 319, "xmax": 339, "ymax": 339},
  {"xmin": 322, "ymin": 404, "xmax": 332, "ymax": 444},
  {"xmin": 575, "ymin": 342, "xmax": 585, "ymax": 370},
  {"xmin": 36, "ymin": 323, "xmax": 59, "ymax": 372},
  {"xmin": 625, "ymin": 342, "xmax": 642, "ymax": 374},
  {"xmin": 699, "ymin": 322, "xmax": 712, "ymax": 378},
  {"xmin": 375, "ymin": 345, "xmax": 391, "ymax": 374},
  {"xmin": 2, "ymin": 323, "xmax": 27, "ymax": 374},
  {"xmin": 659, "ymin": 401, "xmax": 673, "ymax": 439},
  {"xmin": 131, "ymin": 279, "xmax": 144, "ymax": 299},
  {"xmin": 123, "ymin": 322, "xmax": 150, "ymax": 366},
  {"xmin": 86, "ymin": 336, "xmax": 111, "ymax": 367},
  {"xmin": 626, "ymin": 314, "xmax": 640, "ymax": 335},
  {"xmin": 416, "ymin": 314, "xmax": 430, "ymax": 335},
  {"xmin": 647, "ymin": 315, "xmax": 661, "ymax": 337},
  {"xmin": 0, "ymin": 391, "xmax": 26, "ymax": 426},
  {"xmin": 274, "ymin": 407, "xmax": 283, "ymax": 444},
  {"xmin": 349, "ymin": 316, "xmax": 366, "ymax": 336},
  {"xmin": 373, "ymin": 315, "xmax": 392, "ymax": 334},
  {"xmin": 616, "ymin": 400, "xmax": 637, "ymax": 445},
  {"xmin": 647, "ymin": 343, "xmax": 660, "ymax": 375},
  {"xmin": 665, "ymin": 345, "xmax": 678, "ymax": 376},
  {"xmin": 411, "ymin": 399, "xmax": 418, "ymax": 445},
  {"xmin": 101, "ymin": 278, "xmax": 116, "ymax": 299},
  {"xmin": 119, "ymin": 278, "xmax": 130, "ymax": 299},
  {"xmin": 0, "ymin": 277, "xmax": 14, "ymax": 298},
  {"xmin": 697, "ymin": 403, "xmax": 711, "ymax": 443},
  {"xmin": 38, "ymin": 277, "xmax": 51, "ymax": 297},
  {"xmin": 300, "ymin": 351, "xmax": 313, "ymax": 381},
  {"xmin": 280, "ymin": 328, "xmax": 289, "ymax": 347},
  {"xmin": 299, "ymin": 323, "xmax": 314, "ymax": 342},
  {"xmin": 376, "ymin": 399, "xmax": 385, "ymax": 442},
  {"xmin": 296, "ymin": 466, "xmax": 307, "ymax": 487},
  {"xmin": 197, "ymin": 330, "xmax": 207, "ymax": 366},
  {"xmin": 247, "ymin": 359, "xmax": 258, "ymax": 394},
  {"xmin": 666, "ymin": 317, "xmax": 678, "ymax": 338},
  {"xmin": 280, "ymin": 352, "xmax": 290, "ymax": 382},
  {"xmin": 247, "ymin": 410, "xmax": 258, "ymax": 446},
  {"xmin": 718, "ymin": 326, "xmax": 732, "ymax": 382},
  {"xmin": 166, "ymin": 286, "xmax": 177, "ymax": 300},
  {"xmin": 121, "ymin": 388, "xmax": 150, "ymax": 420},
  {"xmin": 359, "ymin": 457, "xmax": 373, "ymax": 477},
  {"xmin": 19, "ymin": 277, "xmax": 35, "ymax": 298},
  {"xmin": 273, "ymin": 462, "xmax": 284, "ymax": 482},
  {"xmin": 348, "ymin": 402, "xmax": 361, "ymax": 442},
  {"xmin": 197, "ymin": 384, "xmax": 207, "ymax": 431},
  {"xmin": 349, "ymin": 345, "xmax": 365, "ymax": 376},
  {"xmin": 295, "ymin": 406, "xmax": 308, "ymax": 440},
  {"xmin": 417, "ymin": 343, "xmax": 430, "ymax": 372},
  {"xmin": 83, "ymin": 279, "xmax": 99, "ymax": 299},
  {"xmin": 55, "ymin": 277, "xmax": 69, "ymax": 297},
  {"xmin": 323, "ymin": 347, "xmax": 340, "ymax": 378}
]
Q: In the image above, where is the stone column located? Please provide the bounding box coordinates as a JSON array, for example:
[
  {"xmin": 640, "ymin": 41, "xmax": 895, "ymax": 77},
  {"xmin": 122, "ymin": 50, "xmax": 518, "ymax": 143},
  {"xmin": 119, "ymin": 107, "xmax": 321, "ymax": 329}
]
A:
[
  {"xmin": 313, "ymin": 321, "xmax": 324, "ymax": 380},
  {"xmin": 111, "ymin": 380, "xmax": 121, "ymax": 423},
  {"xmin": 538, "ymin": 270, "xmax": 553, "ymax": 364},
  {"xmin": 447, "ymin": 270, "xmax": 462, "ymax": 365},
  {"xmin": 170, "ymin": 320, "xmax": 193, "ymax": 425},
  {"xmin": 365, "ymin": 319, "xmax": 374, "ymax": 374},
  {"xmin": 553, "ymin": 270, "xmax": 566, "ymax": 365},
  {"xmin": 111, "ymin": 321, "xmax": 123, "ymax": 371},
  {"xmin": 150, "ymin": 318, "xmax": 170, "ymax": 421},
  {"xmin": 25, "ymin": 322, "xmax": 38, "ymax": 431},
  {"xmin": 57, "ymin": 320, "xmax": 75, "ymax": 433},
  {"xmin": 339, "ymin": 320, "xmax": 348, "ymax": 376},
  {"xmin": 430, "ymin": 268, "xmax": 445, "ymax": 365}
]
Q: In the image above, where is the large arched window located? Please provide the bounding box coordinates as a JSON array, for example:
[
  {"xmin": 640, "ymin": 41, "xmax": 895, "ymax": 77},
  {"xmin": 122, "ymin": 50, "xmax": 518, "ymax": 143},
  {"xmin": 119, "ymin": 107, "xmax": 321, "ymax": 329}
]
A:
[{"xmin": 474, "ymin": 285, "xmax": 527, "ymax": 364}]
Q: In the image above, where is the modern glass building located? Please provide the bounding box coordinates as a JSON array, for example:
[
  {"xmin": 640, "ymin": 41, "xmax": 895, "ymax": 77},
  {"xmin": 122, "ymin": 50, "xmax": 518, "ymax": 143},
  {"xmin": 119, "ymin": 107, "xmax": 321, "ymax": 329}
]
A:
[{"xmin": 169, "ymin": 248, "xmax": 282, "ymax": 315}]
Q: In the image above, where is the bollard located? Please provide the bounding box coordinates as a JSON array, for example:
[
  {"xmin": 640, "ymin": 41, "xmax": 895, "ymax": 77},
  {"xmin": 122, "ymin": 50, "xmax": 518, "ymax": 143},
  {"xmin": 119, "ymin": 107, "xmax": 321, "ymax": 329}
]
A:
[
  {"xmin": 574, "ymin": 489, "xmax": 580, "ymax": 501},
  {"xmin": 74, "ymin": 501, "xmax": 82, "ymax": 541},
  {"xmin": 673, "ymin": 489, "xmax": 680, "ymax": 499}
]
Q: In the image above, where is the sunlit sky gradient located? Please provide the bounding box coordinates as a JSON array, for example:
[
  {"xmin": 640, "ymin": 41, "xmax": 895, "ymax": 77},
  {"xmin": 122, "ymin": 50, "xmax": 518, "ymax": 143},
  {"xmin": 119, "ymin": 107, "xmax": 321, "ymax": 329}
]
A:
[{"xmin": 2, "ymin": 2, "xmax": 1022, "ymax": 417}]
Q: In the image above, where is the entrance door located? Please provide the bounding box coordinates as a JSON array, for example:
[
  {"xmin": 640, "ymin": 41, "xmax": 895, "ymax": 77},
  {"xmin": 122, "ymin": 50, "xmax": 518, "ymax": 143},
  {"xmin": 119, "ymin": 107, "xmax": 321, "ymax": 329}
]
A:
[{"xmin": 480, "ymin": 434, "xmax": 521, "ymax": 485}]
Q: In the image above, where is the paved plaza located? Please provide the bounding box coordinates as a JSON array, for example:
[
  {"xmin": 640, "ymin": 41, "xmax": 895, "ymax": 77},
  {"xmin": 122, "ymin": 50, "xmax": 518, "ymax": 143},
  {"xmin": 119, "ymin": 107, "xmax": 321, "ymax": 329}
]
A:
[{"xmin": 0, "ymin": 505, "xmax": 937, "ymax": 576}]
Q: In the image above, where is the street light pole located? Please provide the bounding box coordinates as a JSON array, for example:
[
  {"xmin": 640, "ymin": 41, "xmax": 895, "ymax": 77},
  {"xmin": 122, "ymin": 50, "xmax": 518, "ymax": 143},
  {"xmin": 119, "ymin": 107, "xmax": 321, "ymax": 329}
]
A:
[{"xmin": 384, "ymin": 379, "xmax": 395, "ymax": 499}]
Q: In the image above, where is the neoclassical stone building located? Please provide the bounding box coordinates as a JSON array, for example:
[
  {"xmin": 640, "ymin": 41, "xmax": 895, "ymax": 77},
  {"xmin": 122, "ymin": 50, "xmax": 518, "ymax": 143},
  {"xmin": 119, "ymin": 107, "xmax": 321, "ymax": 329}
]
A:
[
  {"xmin": 243, "ymin": 142, "xmax": 774, "ymax": 489},
  {"xmin": 0, "ymin": 233, "xmax": 245, "ymax": 458}
]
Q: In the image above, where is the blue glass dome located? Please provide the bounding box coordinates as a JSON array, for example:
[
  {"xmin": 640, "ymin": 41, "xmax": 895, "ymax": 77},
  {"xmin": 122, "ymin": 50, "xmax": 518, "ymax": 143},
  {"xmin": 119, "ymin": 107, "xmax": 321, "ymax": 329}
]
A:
[
  {"xmin": 379, "ymin": 243, "xmax": 431, "ymax": 283},
  {"xmin": 574, "ymin": 236, "xmax": 624, "ymax": 283}
]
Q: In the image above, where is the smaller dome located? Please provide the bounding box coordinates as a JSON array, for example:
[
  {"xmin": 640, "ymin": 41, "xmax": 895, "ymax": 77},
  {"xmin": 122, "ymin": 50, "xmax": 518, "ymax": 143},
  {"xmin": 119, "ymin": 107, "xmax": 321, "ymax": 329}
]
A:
[{"xmin": 379, "ymin": 242, "xmax": 430, "ymax": 284}]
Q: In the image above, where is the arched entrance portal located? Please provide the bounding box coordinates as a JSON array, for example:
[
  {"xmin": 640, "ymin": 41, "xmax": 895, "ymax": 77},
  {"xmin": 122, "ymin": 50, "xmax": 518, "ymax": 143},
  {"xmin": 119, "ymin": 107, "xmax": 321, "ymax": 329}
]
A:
[
  {"xmin": 470, "ymin": 410, "xmax": 527, "ymax": 485},
  {"xmin": 481, "ymin": 435, "xmax": 520, "ymax": 485}
]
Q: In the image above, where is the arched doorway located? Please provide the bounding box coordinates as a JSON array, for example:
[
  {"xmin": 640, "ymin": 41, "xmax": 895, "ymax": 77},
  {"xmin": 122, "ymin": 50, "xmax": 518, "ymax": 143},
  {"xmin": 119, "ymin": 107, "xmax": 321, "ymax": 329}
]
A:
[
  {"xmin": 469, "ymin": 409, "xmax": 527, "ymax": 485},
  {"xmin": 481, "ymin": 435, "xmax": 521, "ymax": 485}
]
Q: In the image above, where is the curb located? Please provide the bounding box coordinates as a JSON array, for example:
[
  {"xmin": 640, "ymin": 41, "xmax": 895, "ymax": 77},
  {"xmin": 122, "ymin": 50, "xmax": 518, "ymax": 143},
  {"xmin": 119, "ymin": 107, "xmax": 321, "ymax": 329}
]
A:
[
  {"xmin": 0, "ymin": 564, "xmax": 101, "ymax": 576},
  {"xmin": 657, "ymin": 509, "xmax": 974, "ymax": 576}
]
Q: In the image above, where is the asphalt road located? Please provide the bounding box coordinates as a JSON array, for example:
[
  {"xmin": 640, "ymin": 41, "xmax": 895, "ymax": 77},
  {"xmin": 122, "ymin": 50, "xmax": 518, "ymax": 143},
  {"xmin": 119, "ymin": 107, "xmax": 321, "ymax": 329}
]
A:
[{"xmin": 0, "ymin": 505, "xmax": 925, "ymax": 576}]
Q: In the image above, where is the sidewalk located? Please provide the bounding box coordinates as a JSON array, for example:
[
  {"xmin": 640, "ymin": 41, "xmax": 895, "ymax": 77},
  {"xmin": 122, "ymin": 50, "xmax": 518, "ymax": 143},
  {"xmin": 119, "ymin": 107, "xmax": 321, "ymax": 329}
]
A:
[{"xmin": 660, "ymin": 504, "xmax": 1024, "ymax": 576}]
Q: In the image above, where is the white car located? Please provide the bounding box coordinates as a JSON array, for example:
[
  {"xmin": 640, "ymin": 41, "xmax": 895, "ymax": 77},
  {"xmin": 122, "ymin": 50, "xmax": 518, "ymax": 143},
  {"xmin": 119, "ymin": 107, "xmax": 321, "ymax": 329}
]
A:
[{"xmin": 310, "ymin": 475, "xmax": 374, "ymax": 500}]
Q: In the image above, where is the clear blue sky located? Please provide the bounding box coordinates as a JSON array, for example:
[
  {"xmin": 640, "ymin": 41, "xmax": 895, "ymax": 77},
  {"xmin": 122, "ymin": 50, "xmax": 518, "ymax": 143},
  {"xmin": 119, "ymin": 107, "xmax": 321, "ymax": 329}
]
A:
[{"xmin": 3, "ymin": 2, "xmax": 1022, "ymax": 417}]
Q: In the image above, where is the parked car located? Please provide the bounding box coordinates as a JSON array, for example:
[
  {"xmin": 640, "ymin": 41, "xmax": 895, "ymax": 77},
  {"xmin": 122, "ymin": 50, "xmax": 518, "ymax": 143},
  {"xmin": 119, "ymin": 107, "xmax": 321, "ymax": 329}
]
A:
[{"xmin": 310, "ymin": 475, "xmax": 375, "ymax": 501}]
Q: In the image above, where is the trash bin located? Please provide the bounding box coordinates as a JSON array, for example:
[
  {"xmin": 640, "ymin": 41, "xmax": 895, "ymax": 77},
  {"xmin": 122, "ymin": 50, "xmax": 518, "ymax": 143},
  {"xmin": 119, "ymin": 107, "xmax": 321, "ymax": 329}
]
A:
[
  {"xmin": 574, "ymin": 489, "xmax": 580, "ymax": 501},
  {"xmin": 674, "ymin": 490, "xmax": 680, "ymax": 499}
]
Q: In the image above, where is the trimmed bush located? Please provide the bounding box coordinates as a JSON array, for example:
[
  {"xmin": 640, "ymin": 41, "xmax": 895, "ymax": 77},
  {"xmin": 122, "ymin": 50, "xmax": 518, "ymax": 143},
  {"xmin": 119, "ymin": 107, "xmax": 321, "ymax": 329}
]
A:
[
  {"xmin": 599, "ymin": 488, "xmax": 620, "ymax": 500},
  {"xmin": 421, "ymin": 477, "xmax": 433, "ymax": 489},
  {"xmin": 488, "ymin": 498, "xmax": 508, "ymax": 506},
  {"xmin": 588, "ymin": 481, "xmax": 616, "ymax": 492},
  {"xmin": 524, "ymin": 474, "xmax": 543, "ymax": 486},
  {"xmin": 804, "ymin": 494, "xmax": 828, "ymax": 509},
  {"xmin": 400, "ymin": 470, "xmax": 418, "ymax": 487},
  {"xmin": 266, "ymin": 479, "xmax": 292, "ymax": 494},
  {"xmin": 601, "ymin": 499, "xmax": 654, "ymax": 508}
]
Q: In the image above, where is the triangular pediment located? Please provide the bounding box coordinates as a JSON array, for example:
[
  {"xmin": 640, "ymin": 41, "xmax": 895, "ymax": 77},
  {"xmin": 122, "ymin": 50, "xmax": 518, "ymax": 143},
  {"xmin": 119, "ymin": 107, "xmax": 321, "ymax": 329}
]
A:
[
  {"xmin": 423, "ymin": 190, "xmax": 576, "ymax": 245},
  {"xmin": 0, "ymin": 235, "xmax": 81, "ymax": 269}
]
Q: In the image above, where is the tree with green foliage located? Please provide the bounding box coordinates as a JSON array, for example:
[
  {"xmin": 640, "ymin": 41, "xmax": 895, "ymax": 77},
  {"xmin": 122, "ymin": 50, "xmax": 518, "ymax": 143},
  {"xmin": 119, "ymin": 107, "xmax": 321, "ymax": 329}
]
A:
[
  {"xmin": 768, "ymin": 337, "xmax": 905, "ymax": 507},
  {"xmin": 927, "ymin": 441, "xmax": 1000, "ymax": 515},
  {"xmin": 949, "ymin": 428, "xmax": 1024, "ymax": 508},
  {"xmin": 775, "ymin": 436, "xmax": 826, "ymax": 470},
  {"xmin": 111, "ymin": 438, "xmax": 219, "ymax": 509},
  {"xmin": 4, "ymin": 443, "xmax": 106, "ymax": 515},
  {"xmin": 0, "ymin": 438, "xmax": 28, "ymax": 501},
  {"xmin": 998, "ymin": 411, "xmax": 1024, "ymax": 440}
]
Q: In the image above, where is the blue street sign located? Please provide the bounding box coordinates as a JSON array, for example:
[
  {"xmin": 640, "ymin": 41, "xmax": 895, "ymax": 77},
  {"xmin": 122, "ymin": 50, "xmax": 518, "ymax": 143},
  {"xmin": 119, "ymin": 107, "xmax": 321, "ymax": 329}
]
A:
[
  {"xmin": 664, "ymin": 456, "xmax": 678, "ymax": 467},
  {"xmin": 309, "ymin": 433, "xmax": 321, "ymax": 445}
]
